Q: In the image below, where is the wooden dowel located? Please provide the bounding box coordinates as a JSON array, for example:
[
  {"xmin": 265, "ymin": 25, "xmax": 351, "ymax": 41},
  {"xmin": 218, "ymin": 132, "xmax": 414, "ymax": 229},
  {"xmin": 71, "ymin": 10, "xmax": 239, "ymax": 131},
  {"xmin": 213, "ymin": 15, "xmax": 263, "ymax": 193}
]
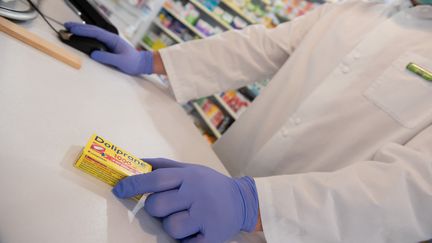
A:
[{"xmin": 0, "ymin": 16, "xmax": 82, "ymax": 69}]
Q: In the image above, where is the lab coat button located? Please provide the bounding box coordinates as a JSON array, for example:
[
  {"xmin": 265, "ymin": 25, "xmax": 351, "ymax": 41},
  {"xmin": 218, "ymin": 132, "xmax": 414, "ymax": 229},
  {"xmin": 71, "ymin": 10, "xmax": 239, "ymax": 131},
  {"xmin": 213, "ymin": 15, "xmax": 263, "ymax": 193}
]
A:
[
  {"xmin": 353, "ymin": 51, "xmax": 360, "ymax": 60},
  {"xmin": 289, "ymin": 117, "xmax": 301, "ymax": 125},
  {"xmin": 281, "ymin": 127, "xmax": 290, "ymax": 137},
  {"xmin": 341, "ymin": 65, "xmax": 350, "ymax": 74},
  {"xmin": 289, "ymin": 117, "xmax": 296, "ymax": 125}
]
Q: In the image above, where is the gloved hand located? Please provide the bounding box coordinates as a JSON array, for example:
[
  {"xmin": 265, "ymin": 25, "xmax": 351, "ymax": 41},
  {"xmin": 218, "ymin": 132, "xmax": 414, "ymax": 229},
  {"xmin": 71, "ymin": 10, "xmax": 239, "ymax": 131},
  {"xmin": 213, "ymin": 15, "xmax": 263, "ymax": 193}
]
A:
[
  {"xmin": 64, "ymin": 22, "xmax": 153, "ymax": 75},
  {"xmin": 112, "ymin": 158, "xmax": 259, "ymax": 242}
]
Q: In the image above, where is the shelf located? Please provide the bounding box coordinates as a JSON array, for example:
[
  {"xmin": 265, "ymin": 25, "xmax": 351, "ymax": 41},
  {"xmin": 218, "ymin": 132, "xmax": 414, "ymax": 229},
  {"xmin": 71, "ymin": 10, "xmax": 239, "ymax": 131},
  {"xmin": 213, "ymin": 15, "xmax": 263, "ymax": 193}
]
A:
[
  {"xmin": 153, "ymin": 20, "xmax": 184, "ymax": 43},
  {"xmin": 192, "ymin": 102, "xmax": 222, "ymax": 139},
  {"xmin": 96, "ymin": 0, "xmax": 164, "ymax": 44},
  {"xmin": 220, "ymin": 0, "xmax": 256, "ymax": 24},
  {"xmin": 162, "ymin": 5, "xmax": 207, "ymax": 39},
  {"xmin": 139, "ymin": 41, "xmax": 153, "ymax": 50},
  {"xmin": 213, "ymin": 95, "xmax": 238, "ymax": 120},
  {"xmin": 189, "ymin": 0, "xmax": 233, "ymax": 30},
  {"xmin": 117, "ymin": 1, "xmax": 147, "ymax": 18}
]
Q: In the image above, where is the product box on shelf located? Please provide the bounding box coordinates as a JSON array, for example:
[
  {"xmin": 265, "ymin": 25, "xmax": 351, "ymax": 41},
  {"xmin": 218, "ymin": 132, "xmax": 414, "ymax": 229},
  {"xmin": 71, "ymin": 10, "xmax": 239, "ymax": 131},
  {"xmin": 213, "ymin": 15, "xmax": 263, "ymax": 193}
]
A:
[{"xmin": 221, "ymin": 90, "xmax": 250, "ymax": 116}]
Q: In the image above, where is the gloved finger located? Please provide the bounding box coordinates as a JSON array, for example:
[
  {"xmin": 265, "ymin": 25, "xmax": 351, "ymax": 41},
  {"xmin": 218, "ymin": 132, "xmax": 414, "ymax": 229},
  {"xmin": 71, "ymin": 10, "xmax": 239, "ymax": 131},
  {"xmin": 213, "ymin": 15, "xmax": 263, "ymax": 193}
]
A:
[
  {"xmin": 91, "ymin": 51, "xmax": 120, "ymax": 67},
  {"xmin": 142, "ymin": 158, "xmax": 189, "ymax": 170},
  {"xmin": 66, "ymin": 24, "xmax": 118, "ymax": 49},
  {"xmin": 181, "ymin": 234, "xmax": 206, "ymax": 243},
  {"xmin": 64, "ymin": 22, "xmax": 101, "ymax": 37},
  {"xmin": 163, "ymin": 211, "xmax": 200, "ymax": 240},
  {"xmin": 144, "ymin": 190, "xmax": 190, "ymax": 217},
  {"xmin": 64, "ymin": 22, "xmax": 86, "ymax": 30},
  {"xmin": 112, "ymin": 168, "xmax": 183, "ymax": 198}
]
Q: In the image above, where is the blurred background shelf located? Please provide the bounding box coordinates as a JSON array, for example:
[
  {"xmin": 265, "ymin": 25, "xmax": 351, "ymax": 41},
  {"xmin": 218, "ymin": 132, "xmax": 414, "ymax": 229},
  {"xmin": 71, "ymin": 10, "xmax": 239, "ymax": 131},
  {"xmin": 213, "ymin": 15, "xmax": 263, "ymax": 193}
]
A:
[
  {"xmin": 153, "ymin": 19, "xmax": 185, "ymax": 43},
  {"xmin": 213, "ymin": 94, "xmax": 239, "ymax": 120},
  {"xmin": 139, "ymin": 40, "xmax": 154, "ymax": 50},
  {"xmin": 220, "ymin": 0, "xmax": 256, "ymax": 24},
  {"xmin": 192, "ymin": 102, "xmax": 223, "ymax": 139},
  {"xmin": 189, "ymin": 0, "xmax": 233, "ymax": 30},
  {"xmin": 162, "ymin": 4, "xmax": 208, "ymax": 38}
]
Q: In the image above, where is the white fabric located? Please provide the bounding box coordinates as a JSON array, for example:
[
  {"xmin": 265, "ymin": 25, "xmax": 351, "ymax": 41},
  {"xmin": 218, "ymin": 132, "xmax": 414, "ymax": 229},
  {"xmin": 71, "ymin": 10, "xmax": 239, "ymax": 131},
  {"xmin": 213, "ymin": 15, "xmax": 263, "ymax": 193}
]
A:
[{"xmin": 160, "ymin": 0, "xmax": 432, "ymax": 242}]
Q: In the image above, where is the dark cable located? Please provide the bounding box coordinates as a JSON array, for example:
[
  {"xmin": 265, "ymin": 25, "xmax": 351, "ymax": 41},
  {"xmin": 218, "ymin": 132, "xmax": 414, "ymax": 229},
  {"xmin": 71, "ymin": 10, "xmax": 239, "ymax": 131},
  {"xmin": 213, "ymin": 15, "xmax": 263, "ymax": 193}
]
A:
[
  {"xmin": 45, "ymin": 15, "xmax": 65, "ymax": 28},
  {"xmin": 26, "ymin": 0, "xmax": 59, "ymax": 34}
]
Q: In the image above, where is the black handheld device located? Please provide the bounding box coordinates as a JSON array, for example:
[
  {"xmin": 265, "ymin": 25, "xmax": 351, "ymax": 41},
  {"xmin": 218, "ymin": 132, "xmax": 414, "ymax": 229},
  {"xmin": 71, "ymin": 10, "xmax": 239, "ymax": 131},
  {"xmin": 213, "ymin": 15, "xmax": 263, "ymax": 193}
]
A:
[
  {"xmin": 58, "ymin": 29, "xmax": 108, "ymax": 55},
  {"xmin": 65, "ymin": 0, "xmax": 118, "ymax": 34},
  {"xmin": 25, "ymin": 0, "xmax": 110, "ymax": 56}
]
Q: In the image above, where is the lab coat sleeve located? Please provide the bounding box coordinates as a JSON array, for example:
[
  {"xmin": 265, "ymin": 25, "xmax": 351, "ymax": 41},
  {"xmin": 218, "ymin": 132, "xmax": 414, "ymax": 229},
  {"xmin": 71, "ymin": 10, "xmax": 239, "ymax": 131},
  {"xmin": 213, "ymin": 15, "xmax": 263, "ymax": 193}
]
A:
[
  {"xmin": 159, "ymin": 4, "xmax": 330, "ymax": 103},
  {"xmin": 255, "ymin": 124, "xmax": 432, "ymax": 243}
]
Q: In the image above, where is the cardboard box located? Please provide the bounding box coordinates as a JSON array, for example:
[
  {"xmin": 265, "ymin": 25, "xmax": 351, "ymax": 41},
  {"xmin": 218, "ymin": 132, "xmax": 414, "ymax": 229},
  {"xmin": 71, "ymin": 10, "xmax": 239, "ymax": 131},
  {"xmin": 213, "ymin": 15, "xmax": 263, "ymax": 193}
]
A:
[{"xmin": 75, "ymin": 134, "xmax": 152, "ymax": 187}]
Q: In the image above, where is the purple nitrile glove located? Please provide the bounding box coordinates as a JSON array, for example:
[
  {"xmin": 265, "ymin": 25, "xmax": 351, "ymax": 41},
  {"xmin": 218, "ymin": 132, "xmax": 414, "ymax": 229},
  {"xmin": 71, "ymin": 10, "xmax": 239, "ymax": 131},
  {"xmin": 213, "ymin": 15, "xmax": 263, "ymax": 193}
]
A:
[
  {"xmin": 112, "ymin": 158, "xmax": 259, "ymax": 243},
  {"xmin": 64, "ymin": 22, "xmax": 153, "ymax": 75}
]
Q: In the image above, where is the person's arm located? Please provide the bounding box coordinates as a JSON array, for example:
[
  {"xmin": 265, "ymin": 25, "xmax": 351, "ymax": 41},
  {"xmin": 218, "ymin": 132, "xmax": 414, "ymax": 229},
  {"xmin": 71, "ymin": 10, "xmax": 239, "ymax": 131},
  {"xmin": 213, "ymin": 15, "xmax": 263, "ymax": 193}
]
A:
[
  {"xmin": 65, "ymin": 3, "xmax": 330, "ymax": 102},
  {"xmin": 160, "ymin": 4, "xmax": 330, "ymax": 103},
  {"xmin": 153, "ymin": 51, "xmax": 166, "ymax": 75},
  {"xmin": 255, "ymin": 124, "xmax": 432, "ymax": 243},
  {"xmin": 255, "ymin": 210, "xmax": 263, "ymax": 231}
]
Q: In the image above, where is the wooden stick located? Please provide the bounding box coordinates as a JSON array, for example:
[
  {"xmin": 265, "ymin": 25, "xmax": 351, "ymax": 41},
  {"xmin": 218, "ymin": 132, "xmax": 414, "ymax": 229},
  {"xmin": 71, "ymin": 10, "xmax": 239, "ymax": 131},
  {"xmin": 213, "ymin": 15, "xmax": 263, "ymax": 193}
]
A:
[{"xmin": 0, "ymin": 17, "xmax": 82, "ymax": 69}]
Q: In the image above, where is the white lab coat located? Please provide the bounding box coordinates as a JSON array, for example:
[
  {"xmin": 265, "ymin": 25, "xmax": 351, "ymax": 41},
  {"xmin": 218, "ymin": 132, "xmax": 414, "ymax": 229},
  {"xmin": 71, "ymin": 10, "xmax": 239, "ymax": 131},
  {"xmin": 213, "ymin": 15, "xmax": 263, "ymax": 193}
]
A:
[{"xmin": 159, "ymin": 0, "xmax": 432, "ymax": 242}]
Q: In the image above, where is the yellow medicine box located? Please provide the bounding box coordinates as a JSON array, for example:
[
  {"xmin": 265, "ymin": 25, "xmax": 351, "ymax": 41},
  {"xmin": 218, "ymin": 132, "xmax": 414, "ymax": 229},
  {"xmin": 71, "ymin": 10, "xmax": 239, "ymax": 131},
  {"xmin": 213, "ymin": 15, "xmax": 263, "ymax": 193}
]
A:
[{"xmin": 75, "ymin": 134, "xmax": 152, "ymax": 187}]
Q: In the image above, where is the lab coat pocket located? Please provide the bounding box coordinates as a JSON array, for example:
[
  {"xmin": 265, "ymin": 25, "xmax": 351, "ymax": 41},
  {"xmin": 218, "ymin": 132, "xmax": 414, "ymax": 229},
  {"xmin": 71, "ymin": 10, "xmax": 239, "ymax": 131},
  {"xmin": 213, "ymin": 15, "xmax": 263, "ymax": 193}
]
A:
[{"xmin": 364, "ymin": 52, "xmax": 432, "ymax": 128}]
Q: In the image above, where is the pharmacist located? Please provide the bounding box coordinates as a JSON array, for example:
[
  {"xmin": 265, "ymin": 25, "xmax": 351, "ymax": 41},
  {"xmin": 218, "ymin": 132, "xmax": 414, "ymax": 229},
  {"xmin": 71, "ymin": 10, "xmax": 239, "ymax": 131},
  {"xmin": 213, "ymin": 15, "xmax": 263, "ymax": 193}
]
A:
[{"xmin": 65, "ymin": 0, "xmax": 432, "ymax": 242}]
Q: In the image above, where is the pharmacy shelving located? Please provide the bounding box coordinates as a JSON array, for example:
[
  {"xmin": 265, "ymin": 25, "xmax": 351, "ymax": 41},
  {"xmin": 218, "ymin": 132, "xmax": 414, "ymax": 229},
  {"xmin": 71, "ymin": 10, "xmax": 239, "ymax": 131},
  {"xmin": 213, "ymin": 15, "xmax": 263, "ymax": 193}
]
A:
[
  {"xmin": 213, "ymin": 94, "xmax": 239, "ymax": 120},
  {"xmin": 153, "ymin": 19, "xmax": 185, "ymax": 43},
  {"xmin": 139, "ymin": 40, "xmax": 153, "ymax": 51},
  {"xmin": 162, "ymin": 4, "xmax": 208, "ymax": 38},
  {"xmin": 92, "ymin": 0, "xmax": 165, "ymax": 45},
  {"xmin": 189, "ymin": 0, "xmax": 234, "ymax": 30},
  {"xmin": 192, "ymin": 102, "xmax": 222, "ymax": 139},
  {"xmin": 220, "ymin": 0, "xmax": 257, "ymax": 24}
]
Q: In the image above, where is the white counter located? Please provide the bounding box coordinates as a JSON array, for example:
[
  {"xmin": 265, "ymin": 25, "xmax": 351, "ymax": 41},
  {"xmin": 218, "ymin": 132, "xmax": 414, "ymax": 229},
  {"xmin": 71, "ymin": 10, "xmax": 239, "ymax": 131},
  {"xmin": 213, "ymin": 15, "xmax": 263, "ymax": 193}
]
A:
[{"xmin": 0, "ymin": 1, "xmax": 231, "ymax": 242}]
